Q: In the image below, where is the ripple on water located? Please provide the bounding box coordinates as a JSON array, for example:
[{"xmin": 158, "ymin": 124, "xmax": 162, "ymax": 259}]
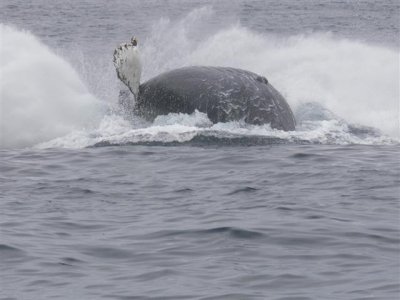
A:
[
  {"xmin": 142, "ymin": 227, "xmax": 266, "ymax": 240},
  {"xmin": 227, "ymin": 186, "xmax": 259, "ymax": 195},
  {"xmin": 0, "ymin": 244, "xmax": 28, "ymax": 265}
]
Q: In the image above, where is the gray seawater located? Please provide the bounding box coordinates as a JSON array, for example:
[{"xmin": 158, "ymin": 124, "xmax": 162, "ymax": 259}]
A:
[
  {"xmin": 1, "ymin": 1, "xmax": 400, "ymax": 299},
  {"xmin": 1, "ymin": 145, "xmax": 399, "ymax": 300}
]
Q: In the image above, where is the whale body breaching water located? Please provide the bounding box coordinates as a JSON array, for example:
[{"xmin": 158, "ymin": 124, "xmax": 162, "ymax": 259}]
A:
[{"xmin": 113, "ymin": 38, "xmax": 296, "ymax": 131}]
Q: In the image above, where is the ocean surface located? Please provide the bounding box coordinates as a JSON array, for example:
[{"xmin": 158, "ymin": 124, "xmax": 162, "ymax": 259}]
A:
[{"xmin": 1, "ymin": 1, "xmax": 399, "ymax": 299}]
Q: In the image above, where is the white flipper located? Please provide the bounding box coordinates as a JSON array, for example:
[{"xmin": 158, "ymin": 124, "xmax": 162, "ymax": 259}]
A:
[{"xmin": 113, "ymin": 41, "xmax": 142, "ymax": 99}]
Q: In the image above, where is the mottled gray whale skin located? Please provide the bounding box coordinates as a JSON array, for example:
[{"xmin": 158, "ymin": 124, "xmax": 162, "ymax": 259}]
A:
[{"xmin": 135, "ymin": 66, "xmax": 296, "ymax": 131}]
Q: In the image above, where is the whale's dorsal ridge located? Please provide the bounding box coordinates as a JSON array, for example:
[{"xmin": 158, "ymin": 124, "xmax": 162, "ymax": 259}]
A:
[{"xmin": 256, "ymin": 75, "xmax": 268, "ymax": 85}]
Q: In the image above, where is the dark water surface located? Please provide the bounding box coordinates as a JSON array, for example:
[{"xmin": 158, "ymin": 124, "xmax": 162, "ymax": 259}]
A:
[
  {"xmin": 1, "ymin": 145, "xmax": 399, "ymax": 299},
  {"xmin": 1, "ymin": 0, "xmax": 400, "ymax": 299}
]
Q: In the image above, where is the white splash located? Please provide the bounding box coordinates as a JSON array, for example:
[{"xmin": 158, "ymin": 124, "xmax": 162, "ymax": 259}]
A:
[
  {"xmin": 0, "ymin": 24, "xmax": 105, "ymax": 148},
  {"xmin": 141, "ymin": 9, "xmax": 399, "ymax": 138},
  {"xmin": 2, "ymin": 7, "xmax": 399, "ymax": 149}
]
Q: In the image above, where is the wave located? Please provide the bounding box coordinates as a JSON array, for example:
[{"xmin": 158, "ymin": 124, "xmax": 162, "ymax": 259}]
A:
[{"xmin": 1, "ymin": 8, "xmax": 399, "ymax": 149}]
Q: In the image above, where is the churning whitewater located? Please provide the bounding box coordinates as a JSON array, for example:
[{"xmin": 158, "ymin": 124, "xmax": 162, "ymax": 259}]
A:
[{"xmin": 0, "ymin": 8, "xmax": 399, "ymax": 149}]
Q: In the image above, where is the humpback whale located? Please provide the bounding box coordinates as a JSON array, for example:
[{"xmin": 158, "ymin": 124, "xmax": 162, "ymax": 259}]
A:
[{"xmin": 113, "ymin": 37, "xmax": 296, "ymax": 131}]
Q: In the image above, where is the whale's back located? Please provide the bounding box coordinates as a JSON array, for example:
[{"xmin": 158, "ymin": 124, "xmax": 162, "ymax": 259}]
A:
[{"xmin": 137, "ymin": 66, "xmax": 295, "ymax": 131}]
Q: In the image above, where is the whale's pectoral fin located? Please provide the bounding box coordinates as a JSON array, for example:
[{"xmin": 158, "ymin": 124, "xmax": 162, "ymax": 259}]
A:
[
  {"xmin": 113, "ymin": 43, "xmax": 133, "ymax": 86},
  {"xmin": 113, "ymin": 40, "xmax": 142, "ymax": 99}
]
